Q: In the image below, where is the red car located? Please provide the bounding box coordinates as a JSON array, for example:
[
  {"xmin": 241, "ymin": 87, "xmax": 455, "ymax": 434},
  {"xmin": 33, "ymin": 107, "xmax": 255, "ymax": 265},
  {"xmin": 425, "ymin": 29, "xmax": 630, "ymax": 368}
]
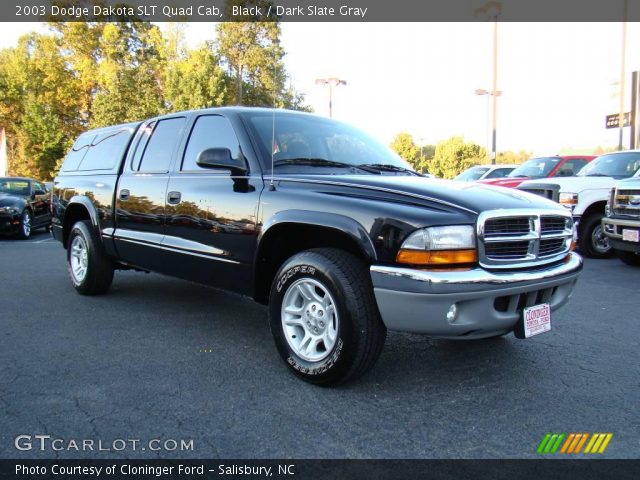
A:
[{"xmin": 476, "ymin": 155, "xmax": 596, "ymax": 188}]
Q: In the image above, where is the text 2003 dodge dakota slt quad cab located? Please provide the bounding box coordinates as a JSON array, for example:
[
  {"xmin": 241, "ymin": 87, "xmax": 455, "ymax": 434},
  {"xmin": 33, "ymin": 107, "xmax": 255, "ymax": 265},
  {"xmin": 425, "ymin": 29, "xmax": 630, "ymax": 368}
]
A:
[{"xmin": 52, "ymin": 107, "xmax": 583, "ymax": 385}]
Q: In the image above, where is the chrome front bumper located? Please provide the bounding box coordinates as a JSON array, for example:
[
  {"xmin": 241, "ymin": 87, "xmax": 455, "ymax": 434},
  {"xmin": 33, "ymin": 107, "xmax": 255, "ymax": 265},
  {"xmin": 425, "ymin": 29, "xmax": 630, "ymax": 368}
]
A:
[
  {"xmin": 370, "ymin": 252, "xmax": 583, "ymax": 339},
  {"xmin": 602, "ymin": 217, "xmax": 640, "ymax": 253}
]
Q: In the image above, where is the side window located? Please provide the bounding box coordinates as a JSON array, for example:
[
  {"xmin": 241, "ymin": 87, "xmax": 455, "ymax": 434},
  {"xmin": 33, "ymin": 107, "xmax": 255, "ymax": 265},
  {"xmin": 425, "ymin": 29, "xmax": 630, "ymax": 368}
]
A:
[
  {"xmin": 137, "ymin": 117, "xmax": 186, "ymax": 173},
  {"xmin": 182, "ymin": 115, "xmax": 241, "ymax": 171},
  {"xmin": 78, "ymin": 128, "xmax": 132, "ymax": 171},
  {"xmin": 555, "ymin": 159, "xmax": 586, "ymax": 177},
  {"xmin": 131, "ymin": 122, "xmax": 155, "ymax": 171},
  {"xmin": 61, "ymin": 133, "xmax": 96, "ymax": 172},
  {"xmin": 33, "ymin": 182, "xmax": 46, "ymax": 194},
  {"xmin": 485, "ymin": 168, "xmax": 511, "ymax": 179}
]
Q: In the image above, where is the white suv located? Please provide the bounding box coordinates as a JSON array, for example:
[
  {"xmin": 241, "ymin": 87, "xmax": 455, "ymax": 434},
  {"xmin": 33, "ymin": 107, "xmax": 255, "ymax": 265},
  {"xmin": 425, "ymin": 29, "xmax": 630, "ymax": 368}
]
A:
[{"xmin": 518, "ymin": 151, "xmax": 640, "ymax": 258}]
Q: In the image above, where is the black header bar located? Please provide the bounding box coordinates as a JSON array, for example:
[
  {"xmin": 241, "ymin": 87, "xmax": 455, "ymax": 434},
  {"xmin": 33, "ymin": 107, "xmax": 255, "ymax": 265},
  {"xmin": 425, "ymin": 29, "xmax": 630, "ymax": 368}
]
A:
[{"xmin": 5, "ymin": 0, "xmax": 640, "ymax": 22}]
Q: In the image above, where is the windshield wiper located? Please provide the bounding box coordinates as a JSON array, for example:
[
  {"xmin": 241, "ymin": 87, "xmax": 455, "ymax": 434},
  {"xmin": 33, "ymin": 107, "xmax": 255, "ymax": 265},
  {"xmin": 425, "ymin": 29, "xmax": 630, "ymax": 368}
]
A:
[
  {"xmin": 273, "ymin": 158, "xmax": 387, "ymax": 175},
  {"xmin": 583, "ymin": 173, "xmax": 609, "ymax": 177},
  {"xmin": 358, "ymin": 163, "xmax": 422, "ymax": 176},
  {"xmin": 273, "ymin": 158, "xmax": 356, "ymax": 169}
]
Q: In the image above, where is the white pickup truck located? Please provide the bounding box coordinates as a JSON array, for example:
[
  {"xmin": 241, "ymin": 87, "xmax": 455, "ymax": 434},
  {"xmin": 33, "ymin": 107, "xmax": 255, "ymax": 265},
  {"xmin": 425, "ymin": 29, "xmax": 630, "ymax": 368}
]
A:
[{"xmin": 518, "ymin": 151, "xmax": 640, "ymax": 258}]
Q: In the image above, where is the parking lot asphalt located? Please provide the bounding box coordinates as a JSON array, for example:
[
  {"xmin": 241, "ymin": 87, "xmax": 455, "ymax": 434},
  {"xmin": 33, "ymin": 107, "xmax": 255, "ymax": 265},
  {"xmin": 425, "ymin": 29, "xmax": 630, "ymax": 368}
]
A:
[{"xmin": 0, "ymin": 231, "xmax": 638, "ymax": 459}]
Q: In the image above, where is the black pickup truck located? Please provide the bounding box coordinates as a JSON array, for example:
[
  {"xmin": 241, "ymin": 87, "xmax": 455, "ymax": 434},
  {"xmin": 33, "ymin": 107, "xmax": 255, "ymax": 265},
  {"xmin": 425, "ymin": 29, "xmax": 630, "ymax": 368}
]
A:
[{"xmin": 52, "ymin": 107, "xmax": 583, "ymax": 385}]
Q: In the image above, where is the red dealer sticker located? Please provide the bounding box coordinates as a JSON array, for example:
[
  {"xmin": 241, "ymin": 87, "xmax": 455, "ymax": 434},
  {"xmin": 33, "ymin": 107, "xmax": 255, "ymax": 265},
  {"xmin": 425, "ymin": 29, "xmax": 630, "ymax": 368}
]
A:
[{"xmin": 523, "ymin": 303, "xmax": 551, "ymax": 338}]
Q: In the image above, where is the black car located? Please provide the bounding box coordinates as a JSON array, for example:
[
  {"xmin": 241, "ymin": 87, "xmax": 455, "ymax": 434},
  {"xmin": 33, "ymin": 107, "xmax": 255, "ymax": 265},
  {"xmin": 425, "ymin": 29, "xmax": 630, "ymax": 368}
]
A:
[
  {"xmin": 52, "ymin": 108, "xmax": 583, "ymax": 385},
  {"xmin": 0, "ymin": 177, "xmax": 52, "ymax": 239}
]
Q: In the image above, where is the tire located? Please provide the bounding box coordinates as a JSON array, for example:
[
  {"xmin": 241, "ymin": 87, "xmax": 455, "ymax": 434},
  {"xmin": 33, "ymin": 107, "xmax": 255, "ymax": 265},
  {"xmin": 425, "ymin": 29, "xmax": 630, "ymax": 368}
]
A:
[
  {"xmin": 615, "ymin": 249, "xmax": 640, "ymax": 266},
  {"xmin": 67, "ymin": 220, "xmax": 114, "ymax": 295},
  {"xmin": 578, "ymin": 213, "xmax": 613, "ymax": 258},
  {"xmin": 16, "ymin": 210, "xmax": 32, "ymax": 240},
  {"xmin": 269, "ymin": 248, "xmax": 386, "ymax": 386}
]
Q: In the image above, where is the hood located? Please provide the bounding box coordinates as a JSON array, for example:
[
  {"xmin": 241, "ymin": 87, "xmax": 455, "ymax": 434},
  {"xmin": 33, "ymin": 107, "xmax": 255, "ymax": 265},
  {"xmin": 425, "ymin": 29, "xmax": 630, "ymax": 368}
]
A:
[
  {"xmin": 0, "ymin": 192, "xmax": 26, "ymax": 206},
  {"xmin": 615, "ymin": 177, "xmax": 640, "ymax": 188},
  {"xmin": 275, "ymin": 174, "xmax": 565, "ymax": 214},
  {"xmin": 519, "ymin": 176, "xmax": 618, "ymax": 192}
]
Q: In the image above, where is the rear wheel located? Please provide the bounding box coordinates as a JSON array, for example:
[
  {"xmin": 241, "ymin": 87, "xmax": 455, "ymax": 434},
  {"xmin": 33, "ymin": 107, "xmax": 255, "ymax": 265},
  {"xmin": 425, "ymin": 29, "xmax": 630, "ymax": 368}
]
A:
[
  {"xmin": 615, "ymin": 249, "xmax": 640, "ymax": 266},
  {"xmin": 67, "ymin": 220, "xmax": 114, "ymax": 295},
  {"xmin": 269, "ymin": 248, "xmax": 386, "ymax": 386},
  {"xmin": 16, "ymin": 210, "xmax": 32, "ymax": 240},
  {"xmin": 578, "ymin": 213, "xmax": 613, "ymax": 258}
]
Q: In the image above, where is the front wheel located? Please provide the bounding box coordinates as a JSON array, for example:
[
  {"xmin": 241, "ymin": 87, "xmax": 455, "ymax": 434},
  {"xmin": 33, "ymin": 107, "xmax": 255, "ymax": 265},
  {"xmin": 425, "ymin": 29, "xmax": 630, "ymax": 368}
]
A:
[
  {"xmin": 16, "ymin": 210, "xmax": 32, "ymax": 240},
  {"xmin": 67, "ymin": 220, "xmax": 114, "ymax": 295},
  {"xmin": 615, "ymin": 249, "xmax": 640, "ymax": 266},
  {"xmin": 578, "ymin": 213, "xmax": 613, "ymax": 258},
  {"xmin": 269, "ymin": 249, "xmax": 386, "ymax": 386}
]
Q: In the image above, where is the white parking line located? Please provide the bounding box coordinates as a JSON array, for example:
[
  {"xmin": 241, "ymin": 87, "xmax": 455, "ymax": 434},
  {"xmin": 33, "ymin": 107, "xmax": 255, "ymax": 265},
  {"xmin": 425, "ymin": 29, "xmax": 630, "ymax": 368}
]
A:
[{"xmin": 34, "ymin": 238, "xmax": 54, "ymax": 244}]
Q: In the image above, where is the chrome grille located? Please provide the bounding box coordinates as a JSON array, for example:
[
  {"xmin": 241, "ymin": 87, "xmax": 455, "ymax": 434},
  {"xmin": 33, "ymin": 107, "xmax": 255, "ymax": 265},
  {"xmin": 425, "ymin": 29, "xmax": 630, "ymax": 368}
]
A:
[
  {"xmin": 485, "ymin": 241, "xmax": 530, "ymax": 258},
  {"xmin": 613, "ymin": 189, "xmax": 640, "ymax": 216},
  {"xmin": 539, "ymin": 238, "xmax": 566, "ymax": 257},
  {"xmin": 484, "ymin": 217, "xmax": 531, "ymax": 236},
  {"xmin": 478, "ymin": 209, "xmax": 574, "ymax": 268},
  {"xmin": 540, "ymin": 216, "xmax": 568, "ymax": 234}
]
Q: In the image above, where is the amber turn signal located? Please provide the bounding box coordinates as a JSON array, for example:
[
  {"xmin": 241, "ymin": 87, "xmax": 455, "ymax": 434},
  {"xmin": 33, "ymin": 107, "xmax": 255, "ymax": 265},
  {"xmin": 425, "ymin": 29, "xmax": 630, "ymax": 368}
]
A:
[{"xmin": 396, "ymin": 249, "xmax": 478, "ymax": 266}]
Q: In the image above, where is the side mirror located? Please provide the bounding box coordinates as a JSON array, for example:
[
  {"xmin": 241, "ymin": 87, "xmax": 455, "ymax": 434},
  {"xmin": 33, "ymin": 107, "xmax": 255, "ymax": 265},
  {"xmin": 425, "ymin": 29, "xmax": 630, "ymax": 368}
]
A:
[
  {"xmin": 33, "ymin": 189, "xmax": 46, "ymax": 196},
  {"xmin": 196, "ymin": 148, "xmax": 247, "ymax": 175},
  {"xmin": 556, "ymin": 169, "xmax": 572, "ymax": 177}
]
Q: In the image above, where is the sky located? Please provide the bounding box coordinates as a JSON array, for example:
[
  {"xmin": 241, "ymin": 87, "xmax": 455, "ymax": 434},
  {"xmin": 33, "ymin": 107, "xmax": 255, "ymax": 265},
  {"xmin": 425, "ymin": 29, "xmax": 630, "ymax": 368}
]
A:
[{"xmin": 2, "ymin": 21, "xmax": 640, "ymax": 155}]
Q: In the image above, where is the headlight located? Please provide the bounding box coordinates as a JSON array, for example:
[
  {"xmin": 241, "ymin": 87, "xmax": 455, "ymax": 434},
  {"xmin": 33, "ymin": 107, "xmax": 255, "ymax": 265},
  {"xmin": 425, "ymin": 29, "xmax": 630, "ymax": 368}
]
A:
[
  {"xmin": 605, "ymin": 188, "xmax": 615, "ymax": 217},
  {"xmin": 396, "ymin": 225, "xmax": 477, "ymax": 266},
  {"xmin": 0, "ymin": 206, "xmax": 16, "ymax": 214},
  {"xmin": 559, "ymin": 192, "xmax": 578, "ymax": 207}
]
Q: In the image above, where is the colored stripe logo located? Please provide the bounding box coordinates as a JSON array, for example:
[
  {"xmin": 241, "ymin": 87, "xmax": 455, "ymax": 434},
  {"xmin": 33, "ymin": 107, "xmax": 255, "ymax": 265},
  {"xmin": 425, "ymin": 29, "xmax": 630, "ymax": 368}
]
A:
[{"xmin": 537, "ymin": 433, "xmax": 613, "ymax": 454}]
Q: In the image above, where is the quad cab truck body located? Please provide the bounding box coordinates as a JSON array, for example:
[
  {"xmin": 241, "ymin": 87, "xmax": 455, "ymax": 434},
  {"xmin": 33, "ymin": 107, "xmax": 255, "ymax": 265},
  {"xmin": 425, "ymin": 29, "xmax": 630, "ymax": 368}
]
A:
[{"xmin": 52, "ymin": 108, "xmax": 583, "ymax": 384}]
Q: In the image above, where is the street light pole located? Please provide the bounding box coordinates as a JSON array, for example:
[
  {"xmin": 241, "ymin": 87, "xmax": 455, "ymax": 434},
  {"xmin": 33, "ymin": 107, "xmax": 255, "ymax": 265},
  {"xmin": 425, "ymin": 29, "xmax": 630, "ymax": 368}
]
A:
[
  {"xmin": 475, "ymin": 2, "xmax": 502, "ymax": 164},
  {"xmin": 618, "ymin": 0, "xmax": 628, "ymax": 151},
  {"xmin": 491, "ymin": 15, "xmax": 499, "ymax": 164},
  {"xmin": 315, "ymin": 77, "xmax": 347, "ymax": 118},
  {"xmin": 475, "ymin": 89, "xmax": 502, "ymax": 162}
]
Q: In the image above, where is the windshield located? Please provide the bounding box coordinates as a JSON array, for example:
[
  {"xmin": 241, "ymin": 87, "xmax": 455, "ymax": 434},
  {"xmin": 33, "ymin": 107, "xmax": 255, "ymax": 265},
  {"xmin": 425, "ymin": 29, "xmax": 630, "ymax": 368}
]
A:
[
  {"xmin": 507, "ymin": 157, "xmax": 560, "ymax": 178},
  {"xmin": 243, "ymin": 111, "xmax": 413, "ymax": 173},
  {"xmin": 0, "ymin": 178, "xmax": 30, "ymax": 196},
  {"xmin": 455, "ymin": 166, "xmax": 489, "ymax": 181},
  {"xmin": 577, "ymin": 152, "xmax": 640, "ymax": 178}
]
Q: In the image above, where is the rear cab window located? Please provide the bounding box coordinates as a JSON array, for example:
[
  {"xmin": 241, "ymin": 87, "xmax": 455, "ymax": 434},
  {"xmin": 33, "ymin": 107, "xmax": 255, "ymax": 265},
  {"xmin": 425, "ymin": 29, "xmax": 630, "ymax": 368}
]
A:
[{"xmin": 59, "ymin": 123, "xmax": 140, "ymax": 174}]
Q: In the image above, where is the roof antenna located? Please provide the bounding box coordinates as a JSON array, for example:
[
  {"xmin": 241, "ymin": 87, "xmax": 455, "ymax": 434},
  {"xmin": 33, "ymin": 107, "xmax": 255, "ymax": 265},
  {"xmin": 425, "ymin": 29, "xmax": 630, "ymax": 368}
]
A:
[
  {"xmin": 269, "ymin": 108, "xmax": 276, "ymax": 191},
  {"xmin": 269, "ymin": 56, "xmax": 277, "ymax": 191}
]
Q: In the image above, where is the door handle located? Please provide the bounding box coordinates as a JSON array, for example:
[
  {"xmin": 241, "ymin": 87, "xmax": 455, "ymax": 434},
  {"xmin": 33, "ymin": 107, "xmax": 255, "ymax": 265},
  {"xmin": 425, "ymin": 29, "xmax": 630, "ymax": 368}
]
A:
[
  {"xmin": 167, "ymin": 191, "xmax": 182, "ymax": 205},
  {"xmin": 119, "ymin": 189, "xmax": 130, "ymax": 201}
]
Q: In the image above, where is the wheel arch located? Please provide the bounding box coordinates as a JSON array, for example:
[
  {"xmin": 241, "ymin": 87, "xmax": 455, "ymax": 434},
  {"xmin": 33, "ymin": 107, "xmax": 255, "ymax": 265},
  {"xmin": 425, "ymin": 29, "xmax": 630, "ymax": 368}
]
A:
[
  {"xmin": 62, "ymin": 197, "xmax": 100, "ymax": 248},
  {"xmin": 253, "ymin": 211, "xmax": 377, "ymax": 304}
]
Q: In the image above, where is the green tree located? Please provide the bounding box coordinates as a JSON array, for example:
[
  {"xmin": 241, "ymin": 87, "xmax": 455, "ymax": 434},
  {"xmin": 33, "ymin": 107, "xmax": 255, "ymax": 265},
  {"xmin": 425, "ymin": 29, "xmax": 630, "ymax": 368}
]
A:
[
  {"xmin": 389, "ymin": 132, "xmax": 436, "ymax": 173},
  {"xmin": 390, "ymin": 132, "xmax": 420, "ymax": 168},
  {"xmin": 163, "ymin": 43, "xmax": 227, "ymax": 112},
  {"xmin": 0, "ymin": 33, "xmax": 80, "ymax": 179},
  {"xmin": 497, "ymin": 150, "xmax": 531, "ymax": 164},
  {"xmin": 430, "ymin": 136, "xmax": 485, "ymax": 179},
  {"xmin": 90, "ymin": 23, "xmax": 165, "ymax": 128},
  {"xmin": 217, "ymin": 1, "xmax": 308, "ymax": 109}
]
